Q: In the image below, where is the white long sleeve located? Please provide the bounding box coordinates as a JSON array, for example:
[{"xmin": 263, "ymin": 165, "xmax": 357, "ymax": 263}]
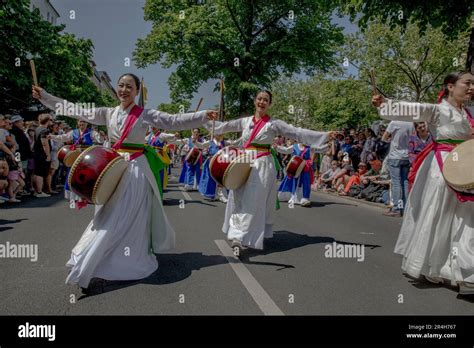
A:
[
  {"xmin": 204, "ymin": 119, "xmax": 244, "ymax": 134},
  {"xmin": 193, "ymin": 140, "xmax": 210, "ymax": 149},
  {"xmin": 39, "ymin": 90, "xmax": 109, "ymax": 125},
  {"xmin": 377, "ymin": 99, "xmax": 438, "ymax": 123},
  {"xmin": 142, "ymin": 109, "xmax": 209, "ymax": 131},
  {"xmin": 275, "ymin": 145, "xmax": 294, "ymax": 155},
  {"xmin": 50, "ymin": 131, "xmax": 73, "ymax": 143},
  {"xmin": 271, "ymin": 119, "xmax": 329, "ymax": 148}
]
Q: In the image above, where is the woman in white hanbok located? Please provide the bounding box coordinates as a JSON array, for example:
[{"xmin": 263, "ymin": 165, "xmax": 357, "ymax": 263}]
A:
[
  {"xmin": 208, "ymin": 91, "xmax": 333, "ymax": 254},
  {"xmin": 33, "ymin": 74, "xmax": 216, "ymax": 291},
  {"xmin": 372, "ymin": 71, "xmax": 474, "ymax": 295}
]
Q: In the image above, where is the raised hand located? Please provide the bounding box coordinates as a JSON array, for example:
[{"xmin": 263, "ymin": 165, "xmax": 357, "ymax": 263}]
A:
[
  {"xmin": 206, "ymin": 110, "xmax": 218, "ymax": 121},
  {"xmin": 371, "ymin": 94, "xmax": 385, "ymax": 108},
  {"xmin": 32, "ymin": 85, "xmax": 43, "ymax": 100}
]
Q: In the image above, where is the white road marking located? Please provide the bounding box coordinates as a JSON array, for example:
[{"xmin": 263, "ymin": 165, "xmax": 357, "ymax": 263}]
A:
[
  {"xmin": 179, "ymin": 187, "xmax": 193, "ymax": 201},
  {"xmin": 214, "ymin": 240, "xmax": 284, "ymax": 316}
]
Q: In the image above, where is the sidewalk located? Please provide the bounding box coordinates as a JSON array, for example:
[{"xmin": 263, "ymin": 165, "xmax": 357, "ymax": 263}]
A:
[{"xmin": 313, "ymin": 188, "xmax": 388, "ymax": 210}]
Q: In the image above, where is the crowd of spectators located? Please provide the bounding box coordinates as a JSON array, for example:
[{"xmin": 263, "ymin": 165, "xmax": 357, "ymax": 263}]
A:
[
  {"xmin": 274, "ymin": 120, "xmax": 433, "ymax": 216},
  {"xmin": 0, "ymin": 113, "xmax": 74, "ymax": 204}
]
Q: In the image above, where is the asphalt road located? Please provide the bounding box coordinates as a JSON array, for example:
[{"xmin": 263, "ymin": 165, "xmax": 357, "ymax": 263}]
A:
[{"xmin": 1, "ymin": 167, "xmax": 473, "ymax": 315}]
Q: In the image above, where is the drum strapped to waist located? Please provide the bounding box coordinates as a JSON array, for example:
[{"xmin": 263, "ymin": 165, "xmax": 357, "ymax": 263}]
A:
[
  {"xmin": 68, "ymin": 145, "xmax": 129, "ymax": 205},
  {"xmin": 209, "ymin": 146, "xmax": 254, "ymax": 190},
  {"xmin": 58, "ymin": 145, "xmax": 90, "ymax": 167},
  {"xmin": 185, "ymin": 147, "xmax": 202, "ymax": 165},
  {"xmin": 119, "ymin": 143, "xmax": 171, "ymax": 166},
  {"xmin": 286, "ymin": 155, "xmax": 306, "ymax": 178},
  {"xmin": 442, "ymin": 139, "xmax": 474, "ymax": 194}
]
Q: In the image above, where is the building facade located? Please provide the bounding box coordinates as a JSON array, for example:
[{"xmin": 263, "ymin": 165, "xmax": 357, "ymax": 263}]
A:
[{"xmin": 29, "ymin": 0, "xmax": 60, "ymax": 25}]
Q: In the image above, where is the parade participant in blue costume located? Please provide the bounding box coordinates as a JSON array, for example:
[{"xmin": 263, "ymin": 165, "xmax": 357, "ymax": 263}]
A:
[
  {"xmin": 276, "ymin": 142, "xmax": 314, "ymax": 207},
  {"xmin": 197, "ymin": 134, "xmax": 226, "ymax": 200},
  {"xmin": 146, "ymin": 126, "xmax": 176, "ymax": 191},
  {"xmin": 49, "ymin": 119, "xmax": 104, "ymax": 200},
  {"xmin": 175, "ymin": 128, "xmax": 204, "ymax": 191}
]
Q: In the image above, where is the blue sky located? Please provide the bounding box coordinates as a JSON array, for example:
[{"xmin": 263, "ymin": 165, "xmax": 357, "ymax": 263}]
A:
[{"xmin": 51, "ymin": 0, "xmax": 358, "ymax": 110}]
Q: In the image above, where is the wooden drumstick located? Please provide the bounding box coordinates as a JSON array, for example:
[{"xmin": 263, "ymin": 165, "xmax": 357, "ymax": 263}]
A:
[
  {"xmin": 195, "ymin": 97, "xmax": 203, "ymax": 113},
  {"xmin": 370, "ymin": 68, "xmax": 377, "ymax": 96},
  {"xmin": 30, "ymin": 60, "xmax": 38, "ymax": 87}
]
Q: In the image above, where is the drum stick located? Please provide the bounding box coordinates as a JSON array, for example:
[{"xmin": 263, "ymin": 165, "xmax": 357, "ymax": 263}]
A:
[
  {"xmin": 30, "ymin": 60, "xmax": 38, "ymax": 87},
  {"xmin": 195, "ymin": 97, "xmax": 203, "ymax": 113},
  {"xmin": 370, "ymin": 68, "xmax": 377, "ymax": 96}
]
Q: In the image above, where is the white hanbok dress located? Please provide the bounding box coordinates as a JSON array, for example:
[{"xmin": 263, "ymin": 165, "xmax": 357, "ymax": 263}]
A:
[
  {"xmin": 209, "ymin": 116, "xmax": 329, "ymax": 249},
  {"xmin": 378, "ymin": 99, "xmax": 474, "ymax": 285},
  {"xmin": 39, "ymin": 91, "xmax": 210, "ymax": 288}
]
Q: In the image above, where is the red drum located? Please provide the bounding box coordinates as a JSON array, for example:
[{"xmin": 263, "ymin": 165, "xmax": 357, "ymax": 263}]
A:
[
  {"xmin": 185, "ymin": 147, "xmax": 202, "ymax": 165},
  {"xmin": 58, "ymin": 145, "xmax": 87, "ymax": 167},
  {"xmin": 285, "ymin": 155, "xmax": 306, "ymax": 178},
  {"xmin": 209, "ymin": 146, "xmax": 252, "ymax": 190},
  {"xmin": 68, "ymin": 146, "xmax": 129, "ymax": 205}
]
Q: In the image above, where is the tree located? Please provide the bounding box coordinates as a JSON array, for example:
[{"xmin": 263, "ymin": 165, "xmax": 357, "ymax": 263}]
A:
[
  {"xmin": 271, "ymin": 76, "xmax": 378, "ymax": 130},
  {"xmin": 342, "ymin": 20, "xmax": 469, "ymax": 102},
  {"xmin": 0, "ymin": 0, "xmax": 114, "ymax": 114},
  {"xmin": 339, "ymin": 0, "xmax": 474, "ymax": 71},
  {"xmin": 134, "ymin": 0, "xmax": 344, "ymax": 117}
]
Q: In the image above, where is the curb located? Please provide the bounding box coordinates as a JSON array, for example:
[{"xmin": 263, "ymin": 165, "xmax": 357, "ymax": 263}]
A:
[{"xmin": 314, "ymin": 190, "xmax": 388, "ymax": 210}]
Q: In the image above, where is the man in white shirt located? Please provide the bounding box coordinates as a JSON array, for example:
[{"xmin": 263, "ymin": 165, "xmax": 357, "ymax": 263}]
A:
[{"xmin": 382, "ymin": 120, "xmax": 414, "ymax": 217}]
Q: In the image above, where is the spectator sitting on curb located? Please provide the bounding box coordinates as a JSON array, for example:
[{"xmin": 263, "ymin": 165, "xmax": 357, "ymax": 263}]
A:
[
  {"xmin": 339, "ymin": 162, "xmax": 368, "ymax": 196},
  {"xmin": 332, "ymin": 155, "xmax": 354, "ymax": 193},
  {"xmin": 317, "ymin": 160, "xmax": 341, "ymax": 191}
]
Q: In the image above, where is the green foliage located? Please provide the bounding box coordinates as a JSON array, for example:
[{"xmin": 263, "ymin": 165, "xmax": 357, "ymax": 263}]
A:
[
  {"xmin": 134, "ymin": 0, "xmax": 344, "ymax": 117},
  {"xmin": 339, "ymin": 0, "xmax": 473, "ymax": 39},
  {"xmin": 343, "ymin": 19, "xmax": 470, "ymax": 101},
  {"xmin": 0, "ymin": 0, "xmax": 114, "ymax": 114},
  {"xmin": 271, "ymin": 76, "xmax": 378, "ymax": 130}
]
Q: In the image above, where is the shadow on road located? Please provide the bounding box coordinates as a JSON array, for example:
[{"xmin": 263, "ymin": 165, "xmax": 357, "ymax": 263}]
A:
[
  {"xmin": 78, "ymin": 252, "xmax": 229, "ymax": 299},
  {"xmin": 239, "ymin": 230, "xmax": 380, "ymax": 265},
  {"xmin": 0, "ymin": 218, "xmax": 28, "ymax": 232},
  {"xmin": 164, "ymin": 198, "xmax": 219, "ymax": 207},
  {"xmin": 0, "ymin": 192, "xmax": 66, "ymax": 210},
  {"xmin": 79, "ymin": 230, "xmax": 381, "ymax": 299}
]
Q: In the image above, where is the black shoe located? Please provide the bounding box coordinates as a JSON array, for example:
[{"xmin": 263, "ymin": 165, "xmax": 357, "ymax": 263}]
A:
[{"xmin": 82, "ymin": 278, "xmax": 107, "ymax": 295}]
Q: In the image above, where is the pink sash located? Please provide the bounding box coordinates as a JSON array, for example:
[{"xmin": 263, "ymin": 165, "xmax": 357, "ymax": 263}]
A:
[
  {"xmin": 243, "ymin": 115, "xmax": 270, "ymax": 149},
  {"xmin": 112, "ymin": 105, "xmax": 144, "ymax": 160}
]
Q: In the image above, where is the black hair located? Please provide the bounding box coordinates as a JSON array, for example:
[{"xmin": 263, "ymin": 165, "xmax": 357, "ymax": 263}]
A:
[
  {"xmin": 438, "ymin": 71, "xmax": 472, "ymax": 102},
  {"xmin": 118, "ymin": 73, "xmax": 140, "ymax": 92},
  {"xmin": 255, "ymin": 90, "xmax": 273, "ymax": 104}
]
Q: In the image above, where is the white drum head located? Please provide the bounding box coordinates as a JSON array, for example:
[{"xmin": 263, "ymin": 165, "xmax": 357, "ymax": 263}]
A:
[
  {"xmin": 93, "ymin": 158, "xmax": 129, "ymax": 205},
  {"xmin": 443, "ymin": 139, "xmax": 474, "ymax": 193},
  {"xmin": 223, "ymin": 155, "xmax": 251, "ymax": 190}
]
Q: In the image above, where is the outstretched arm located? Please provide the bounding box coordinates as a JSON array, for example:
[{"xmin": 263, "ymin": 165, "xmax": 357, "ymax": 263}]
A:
[
  {"xmin": 272, "ymin": 119, "xmax": 330, "ymax": 148},
  {"xmin": 142, "ymin": 109, "xmax": 215, "ymax": 131},
  {"xmin": 372, "ymin": 95, "xmax": 437, "ymax": 123},
  {"xmin": 203, "ymin": 118, "xmax": 244, "ymax": 135},
  {"xmin": 49, "ymin": 131, "xmax": 73, "ymax": 143},
  {"xmin": 274, "ymin": 145, "xmax": 293, "ymax": 155},
  {"xmin": 32, "ymin": 86, "xmax": 109, "ymax": 125}
]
